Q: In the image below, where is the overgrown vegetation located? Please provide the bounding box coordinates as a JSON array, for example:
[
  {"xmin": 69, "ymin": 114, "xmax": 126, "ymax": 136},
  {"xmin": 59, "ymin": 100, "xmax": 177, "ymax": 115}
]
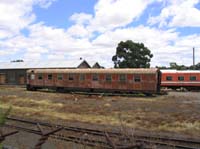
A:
[
  {"xmin": 0, "ymin": 105, "xmax": 11, "ymax": 126},
  {"xmin": 0, "ymin": 103, "xmax": 11, "ymax": 149},
  {"xmin": 0, "ymin": 87, "xmax": 200, "ymax": 137},
  {"xmin": 157, "ymin": 62, "xmax": 200, "ymax": 70}
]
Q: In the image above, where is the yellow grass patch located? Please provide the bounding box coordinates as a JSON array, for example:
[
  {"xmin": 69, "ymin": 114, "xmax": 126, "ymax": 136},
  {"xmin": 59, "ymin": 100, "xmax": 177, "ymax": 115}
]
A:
[
  {"xmin": 0, "ymin": 103, "xmax": 126, "ymax": 126},
  {"xmin": 157, "ymin": 121, "xmax": 200, "ymax": 132},
  {"xmin": 0, "ymin": 87, "xmax": 200, "ymax": 136},
  {"xmin": 0, "ymin": 97, "xmax": 64, "ymax": 109}
]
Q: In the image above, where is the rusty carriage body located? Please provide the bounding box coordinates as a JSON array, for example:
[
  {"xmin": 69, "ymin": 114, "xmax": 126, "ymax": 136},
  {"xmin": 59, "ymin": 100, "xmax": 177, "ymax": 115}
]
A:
[{"xmin": 26, "ymin": 68, "xmax": 161, "ymax": 94}]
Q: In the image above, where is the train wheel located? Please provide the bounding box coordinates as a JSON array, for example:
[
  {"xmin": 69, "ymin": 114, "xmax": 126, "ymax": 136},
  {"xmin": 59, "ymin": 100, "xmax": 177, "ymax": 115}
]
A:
[
  {"xmin": 56, "ymin": 87, "xmax": 64, "ymax": 92},
  {"xmin": 144, "ymin": 93, "xmax": 153, "ymax": 96}
]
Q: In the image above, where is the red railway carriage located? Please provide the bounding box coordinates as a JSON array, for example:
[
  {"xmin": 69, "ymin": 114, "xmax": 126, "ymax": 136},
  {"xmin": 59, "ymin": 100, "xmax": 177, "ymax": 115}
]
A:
[
  {"xmin": 26, "ymin": 68, "xmax": 161, "ymax": 94},
  {"xmin": 161, "ymin": 70, "xmax": 200, "ymax": 90}
]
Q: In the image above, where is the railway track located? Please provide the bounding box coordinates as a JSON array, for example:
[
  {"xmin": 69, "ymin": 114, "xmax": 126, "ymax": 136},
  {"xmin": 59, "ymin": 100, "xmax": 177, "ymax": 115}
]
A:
[
  {"xmin": 4, "ymin": 123, "xmax": 113, "ymax": 148},
  {"xmin": 5, "ymin": 117, "xmax": 200, "ymax": 149}
]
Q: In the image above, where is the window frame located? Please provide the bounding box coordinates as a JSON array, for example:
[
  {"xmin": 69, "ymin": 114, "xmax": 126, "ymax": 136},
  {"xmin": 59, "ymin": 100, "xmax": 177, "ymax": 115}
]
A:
[
  {"xmin": 48, "ymin": 74, "xmax": 53, "ymax": 80},
  {"xmin": 68, "ymin": 74, "xmax": 74, "ymax": 81},
  {"xmin": 119, "ymin": 74, "xmax": 126, "ymax": 82},
  {"xmin": 92, "ymin": 74, "xmax": 99, "ymax": 81},
  {"xmin": 38, "ymin": 74, "xmax": 43, "ymax": 80},
  {"xmin": 134, "ymin": 75, "xmax": 141, "ymax": 82},
  {"xmin": 57, "ymin": 74, "xmax": 63, "ymax": 80},
  {"xmin": 105, "ymin": 74, "xmax": 112, "ymax": 82},
  {"xmin": 190, "ymin": 76, "xmax": 196, "ymax": 81},
  {"xmin": 178, "ymin": 76, "xmax": 184, "ymax": 81},
  {"xmin": 31, "ymin": 74, "xmax": 35, "ymax": 80},
  {"xmin": 79, "ymin": 74, "xmax": 85, "ymax": 81},
  {"xmin": 166, "ymin": 76, "xmax": 172, "ymax": 81}
]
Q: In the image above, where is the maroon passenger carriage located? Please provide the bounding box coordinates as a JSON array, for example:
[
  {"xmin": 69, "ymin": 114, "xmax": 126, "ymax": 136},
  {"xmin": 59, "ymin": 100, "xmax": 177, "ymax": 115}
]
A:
[{"xmin": 26, "ymin": 68, "xmax": 161, "ymax": 94}]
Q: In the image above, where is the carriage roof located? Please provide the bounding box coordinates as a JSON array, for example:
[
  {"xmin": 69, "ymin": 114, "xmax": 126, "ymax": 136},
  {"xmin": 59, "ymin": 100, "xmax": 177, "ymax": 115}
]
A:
[{"xmin": 27, "ymin": 68, "xmax": 159, "ymax": 74}]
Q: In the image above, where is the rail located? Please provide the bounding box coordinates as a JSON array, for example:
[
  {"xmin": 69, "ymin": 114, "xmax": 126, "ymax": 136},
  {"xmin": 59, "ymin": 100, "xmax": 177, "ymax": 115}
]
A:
[{"xmin": 4, "ymin": 117, "xmax": 200, "ymax": 149}]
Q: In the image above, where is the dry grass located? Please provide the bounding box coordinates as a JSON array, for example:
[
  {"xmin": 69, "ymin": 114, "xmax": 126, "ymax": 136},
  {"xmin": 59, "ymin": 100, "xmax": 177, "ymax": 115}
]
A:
[
  {"xmin": 0, "ymin": 102, "xmax": 121, "ymax": 125},
  {"xmin": 0, "ymin": 87, "xmax": 200, "ymax": 136}
]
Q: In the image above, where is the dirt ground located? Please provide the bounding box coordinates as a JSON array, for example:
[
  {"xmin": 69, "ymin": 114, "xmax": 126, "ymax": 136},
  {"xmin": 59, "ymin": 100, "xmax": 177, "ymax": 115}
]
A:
[{"xmin": 0, "ymin": 86, "xmax": 200, "ymax": 137}]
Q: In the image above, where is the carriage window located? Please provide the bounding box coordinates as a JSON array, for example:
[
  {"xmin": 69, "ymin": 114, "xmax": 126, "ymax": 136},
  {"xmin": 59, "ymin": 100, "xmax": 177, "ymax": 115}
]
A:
[
  {"xmin": 31, "ymin": 74, "xmax": 35, "ymax": 80},
  {"xmin": 69, "ymin": 74, "xmax": 74, "ymax": 80},
  {"xmin": 178, "ymin": 76, "xmax": 184, "ymax": 81},
  {"xmin": 57, "ymin": 74, "xmax": 63, "ymax": 80},
  {"xmin": 48, "ymin": 74, "xmax": 52, "ymax": 80},
  {"xmin": 38, "ymin": 74, "xmax": 43, "ymax": 80},
  {"xmin": 190, "ymin": 76, "xmax": 196, "ymax": 81},
  {"xmin": 119, "ymin": 74, "xmax": 126, "ymax": 82},
  {"xmin": 80, "ymin": 74, "xmax": 85, "ymax": 81},
  {"xmin": 134, "ymin": 75, "xmax": 141, "ymax": 82},
  {"xmin": 166, "ymin": 76, "xmax": 172, "ymax": 81},
  {"xmin": 106, "ymin": 74, "xmax": 112, "ymax": 82},
  {"xmin": 93, "ymin": 74, "xmax": 98, "ymax": 81}
]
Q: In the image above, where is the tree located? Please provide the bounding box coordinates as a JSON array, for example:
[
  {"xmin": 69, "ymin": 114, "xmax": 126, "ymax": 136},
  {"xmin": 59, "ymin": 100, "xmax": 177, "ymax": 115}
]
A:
[
  {"xmin": 194, "ymin": 63, "xmax": 200, "ymax": 70},
  {"xmin": 169, "ymin": 62, "xmax": 177, "ymax": 68},
  {"xmin": 169, "ymin": 62, "xmax": 188, "ymax": 70},
  {"xmin": 112, "ymin": 40, "xmax": 153, "ymax": 68}
]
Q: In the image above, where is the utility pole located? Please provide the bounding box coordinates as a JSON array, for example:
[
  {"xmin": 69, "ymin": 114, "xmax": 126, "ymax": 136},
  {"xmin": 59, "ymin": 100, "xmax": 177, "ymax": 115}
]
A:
[{"xmin": 193, "ymin": 47, "xmax": 195, "ymax": 70}]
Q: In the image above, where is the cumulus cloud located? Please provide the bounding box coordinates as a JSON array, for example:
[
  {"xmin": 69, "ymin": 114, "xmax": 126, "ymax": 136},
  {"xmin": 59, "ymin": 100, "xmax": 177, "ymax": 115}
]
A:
[
  {"xmin": 0, "ymin": 0, "xmax": 56, "ymax": 39},
  {"xmin": 148, "ymin": 0, "xmax": 200, "ymax": 27},
  {"xmin": 35, "ymin": 0, "xmax": 57, "ymax": 8},
  {"xmin": 68, "ymin": 0, "xmax": 154, "ymax": 35},
  {"xmin": 90, "ymin": 0, "xmax": 153, "ymax": 32},
  {"xmin": 67, "ymin": 24, "xmax": 90, "ymax": 38},
  {"xmin": 0, "ymin": 0, "xmax": 200, "ymax": 68},
  {"xmin": 70, "ymin": 13, "xmax": 92, "ymax": 25},
  {"xmin": 26, "ymin": 23, "xmax": 199, "ymax": 67}
]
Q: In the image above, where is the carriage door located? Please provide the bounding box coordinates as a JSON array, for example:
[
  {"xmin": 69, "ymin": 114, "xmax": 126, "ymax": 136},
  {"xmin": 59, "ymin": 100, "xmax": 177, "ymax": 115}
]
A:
[
  {"xmin": 0, "ymin": 74, "xmax": 6, "ymax": 84},
  {"xmin": 29, "ymin": 71, "xmax": 35, "ymax": 85},
  {"xmin": 19, "ymin": 75, "xmax": 25, "ymax": 85}
]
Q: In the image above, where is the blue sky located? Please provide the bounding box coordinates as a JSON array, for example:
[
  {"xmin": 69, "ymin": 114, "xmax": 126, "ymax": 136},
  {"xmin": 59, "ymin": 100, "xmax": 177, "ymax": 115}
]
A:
[
  {"xmin": 0, "ymin": 0, "xmax": 200, "ymax": 67},
  {"xmin": 34, "ymin": 0, "xmax": 97, "ymax": 28}
]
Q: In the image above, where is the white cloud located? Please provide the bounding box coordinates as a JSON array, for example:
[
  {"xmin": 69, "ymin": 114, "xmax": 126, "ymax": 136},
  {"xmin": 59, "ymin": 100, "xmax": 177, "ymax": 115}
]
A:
[
  {"xmin": 0, "ymin": 0, "xmax": 200, "ymax": 68},
  {"xmin": 93, "ymin": 26, "xmax": 178, "ymax": 51},
  {"xmin": 91, "ymin": 25, "xmax": 200, "ymax": 67},
  {"xmin": 90, "ymin": 0, "xmax": 152, "ymax": 32},
  {"xmin": 68, "ymin": 0, "xmax": 154, "ymax": 34},
  {"xmin": 92, "ymin": 26, "xmax": 180, "ymax": 67},
  {"xmin": 20, "ymin": 23, "xmax": 93, "ymax": 61},
  {"xmin": 67, "ymin": 24, "xmax": 90, "ymax": 38},
  {"xmin": 148, "ymin": 0, "xmax": 200, "ymax": 27},
  {"xmin": 70, "ymin": 13, "xmax": 92, "ymax": 25},
  {"xmin": 0, "ymin": 0, "xmax": 55, "ymax": 39},
  {"xmin": 28, "ymin": 23, "xmax": 93, "ymax": 51},
  {"xmin": 35, "ymin": 0, "xmax": 57, "ymax": 8},
  {"xmin": 24, "ymin": 52, "xmax": 41, "ymax": 60},
  {"xmin": 48, "ymin": 54, "xmax": 66, "ymax": 60},
  {"xmin": 0, "ymin": 1, "xmax": 34, "ymax": 38}
]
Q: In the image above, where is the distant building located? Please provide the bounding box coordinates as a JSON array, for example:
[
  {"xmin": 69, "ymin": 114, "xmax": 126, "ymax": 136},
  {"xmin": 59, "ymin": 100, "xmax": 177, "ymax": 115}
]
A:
[
  {"xmin": 92, "ymin": 62, "xmax": 104, "ymax": 68},
  {"xmin": 84, "ymin": 60, "xmax": 104, "ymax": 69},
  {"xmin": 0, "ymin": 60, "xmax": 104, "ymax": 85},
  {"xmin": 78, "ymin": 60, "xmax": 91, "ymax": 68}
]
